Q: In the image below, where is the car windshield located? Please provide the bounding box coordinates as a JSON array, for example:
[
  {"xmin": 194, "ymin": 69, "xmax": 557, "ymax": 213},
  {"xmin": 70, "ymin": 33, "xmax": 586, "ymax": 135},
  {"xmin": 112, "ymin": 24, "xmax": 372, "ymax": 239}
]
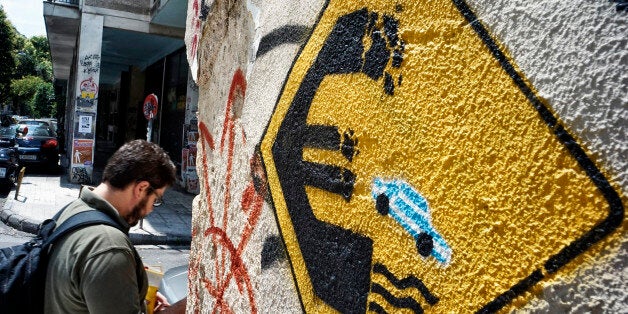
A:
[
  {"xmin": 26, "ymin": 125, "xmax": 53, "ymax": 137},
  {"xmin": 19, "ymin": 120, "xmax": 50, "ymax": 127}
]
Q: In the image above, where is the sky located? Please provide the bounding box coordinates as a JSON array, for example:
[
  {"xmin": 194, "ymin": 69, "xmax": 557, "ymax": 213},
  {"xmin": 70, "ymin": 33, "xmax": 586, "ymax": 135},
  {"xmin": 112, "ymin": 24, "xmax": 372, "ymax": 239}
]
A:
[{"xmin": 0, "ymin": 0, "xmax": 46, "ymax": 38}]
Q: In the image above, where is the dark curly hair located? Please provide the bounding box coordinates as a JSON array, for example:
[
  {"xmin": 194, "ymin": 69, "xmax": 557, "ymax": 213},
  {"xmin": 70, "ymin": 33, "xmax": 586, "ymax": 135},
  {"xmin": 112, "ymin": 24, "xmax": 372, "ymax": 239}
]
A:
[{"xmin": 102, "ymin": 140, "xmax": 176, "ymax": 189}]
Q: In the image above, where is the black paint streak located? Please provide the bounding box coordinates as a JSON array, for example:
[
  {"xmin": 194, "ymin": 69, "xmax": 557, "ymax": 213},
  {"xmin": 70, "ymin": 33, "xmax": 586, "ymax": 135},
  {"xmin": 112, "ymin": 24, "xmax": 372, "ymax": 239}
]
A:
[
  {"xmin": 261, "ymin": 235, "xmax": 287, "ymax": 270},
  {"xmin": 610, "ymin": 0, "xmax": 628, "ymax": 12},
  {"xmin": 371, "ymin": 283, "xmax": 424, "ymax": 314},
  {"xmin": 303, "ymin": 125, "xmax": 340, "ymax": 150},
  {"xmin": 199, "ymin": 0, "xmax": 211, "ymax": 20},
  {"xmin": 477, "ymin": 270, "xmax": 544, "ymax": 314},
  {"xmin": 301, "ymin": 161, "xmax": 355, "ymax": 201},
  {"xmin": 341, "ymin": 129, "xmax": 358, "ymax": 162},
  {"xmin": 373, "ymin": 263, "xmax": 439, "ymax": 306},
  {"xmin": 384, "ymin": 72, "xmax": 394, "ymax": 95},
  {"xmin": 453, "ymin": 0, "xmax": 624, "ymax": 312},
  {"xmin": 363, "ymin": 14, "xmax": 389, "ymax": 80},
  {"xmin": 369, "ymin": 301, "xmax": 388, "ymax": 314},
  {"xmin": 545, "ymin": 126, "xmax": 624, "ymax": 272},
  {"xmin": 271, "ymin": 8, "xmax": 405, "ymax": 313},
  {"xmin": 303, "ymin": 125, "xmax": 358, "ymax": 161},
  {"xmin": 257, "ymin": 25, "xmax": 311, "ymax": 58}
]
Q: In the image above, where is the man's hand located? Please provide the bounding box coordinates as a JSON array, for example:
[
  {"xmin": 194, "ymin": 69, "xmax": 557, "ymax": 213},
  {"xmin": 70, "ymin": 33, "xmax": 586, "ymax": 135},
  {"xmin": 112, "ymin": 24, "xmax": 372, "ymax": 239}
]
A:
[
  {"xmin": 154, "ymin": 292, "xmax": 171, "ymax": 312},
  {"xmin": 157, "ymin": 297, "xmax": 187, "ymax": 314}
]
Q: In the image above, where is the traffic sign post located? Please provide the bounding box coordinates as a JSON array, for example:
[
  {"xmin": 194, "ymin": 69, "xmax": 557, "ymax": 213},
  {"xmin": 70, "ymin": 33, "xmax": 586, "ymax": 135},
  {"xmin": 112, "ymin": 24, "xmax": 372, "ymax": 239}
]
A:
[
  {"xmin": 144, "ymin": 93, "xmax": 159, "ymax": 142},
  {"xmin": 141, "ymin": 93, "xmax": 159, "ymax": 229}
]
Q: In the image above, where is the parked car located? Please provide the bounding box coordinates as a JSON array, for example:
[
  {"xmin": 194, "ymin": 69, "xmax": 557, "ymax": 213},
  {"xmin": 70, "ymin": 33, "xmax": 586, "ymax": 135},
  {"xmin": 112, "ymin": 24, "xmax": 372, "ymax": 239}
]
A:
[
  {"xmin": 0, "ymin": 123, "xmax": 21, "ymax": 189},
  {"xmin": 15, "ymin": 120, "xmax": 60, "ymax": 168},
  {"xmin": 372, "ymin": 178, "xmax": 452, "ymax": 265}
]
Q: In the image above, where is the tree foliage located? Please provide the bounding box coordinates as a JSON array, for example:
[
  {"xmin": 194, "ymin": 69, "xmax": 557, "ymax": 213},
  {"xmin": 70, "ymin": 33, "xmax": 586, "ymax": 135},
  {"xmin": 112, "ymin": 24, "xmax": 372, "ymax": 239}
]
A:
[
  {"xmin": 0, "ymin": 6, "xmax": 16, "ymax": 105},
  {"xmin": 15, "ymin": 35, "xmax": 53, "ymax": 82},
  {"xmin": 10, "ymin": 76, "xmax": 54, "ymax": 117},
  {"xmin": 0, "ymin": 6, "xmax": 56, "ymax": 118}
]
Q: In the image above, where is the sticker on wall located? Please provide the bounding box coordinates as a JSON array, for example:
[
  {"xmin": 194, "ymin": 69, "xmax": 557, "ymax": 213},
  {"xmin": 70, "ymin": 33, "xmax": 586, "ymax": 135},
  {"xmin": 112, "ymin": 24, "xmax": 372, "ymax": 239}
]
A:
[
  {"xmin": 78, "ymin": 115, "xmax": 92, "ymax": 134},
  {"xmin": 77, "ymin": 76, "xmax": 98, "ymax": 109},
  {"xmin": 74, "ymin": 111, "xmax": 96, "ymax": 139},
  {"xmin": 260, "ymin": 1, "xmax": 623, "ymax": 313}
]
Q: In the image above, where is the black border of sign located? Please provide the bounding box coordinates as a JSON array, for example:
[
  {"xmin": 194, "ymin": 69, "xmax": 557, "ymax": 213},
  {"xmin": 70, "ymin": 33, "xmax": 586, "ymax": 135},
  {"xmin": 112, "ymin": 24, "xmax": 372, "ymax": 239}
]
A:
[{"xmin": 451, "ymin": 0, "xmax": 624, "ymax": 312}]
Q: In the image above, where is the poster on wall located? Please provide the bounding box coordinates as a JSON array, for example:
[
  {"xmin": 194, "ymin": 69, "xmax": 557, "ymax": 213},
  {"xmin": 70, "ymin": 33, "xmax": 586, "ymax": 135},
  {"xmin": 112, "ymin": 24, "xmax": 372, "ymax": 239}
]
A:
[
  {"xmin": 72, "ymin": 139, "xmax": 94, "ymax": 166},
  {"xmin": 184, "ymin": 123, "xmax": 199, "ymax": 147},
  {"xmin": 78, "ymin": 115, "xmax": 92, "ymax": 133},
  {"xmin": 74, "ymin": 111, "xmax": 96, "ymax": 139},
  {"xmin": 182, "ymin": 148, "xmax": 189, "ymax": 174},
  {"xmin": 185, "ymin": 69, "xmax": 199, "ymax": 124},
  {"xmin": 185, "ymin": 146, "xmax": 198, "ymax": 194}
]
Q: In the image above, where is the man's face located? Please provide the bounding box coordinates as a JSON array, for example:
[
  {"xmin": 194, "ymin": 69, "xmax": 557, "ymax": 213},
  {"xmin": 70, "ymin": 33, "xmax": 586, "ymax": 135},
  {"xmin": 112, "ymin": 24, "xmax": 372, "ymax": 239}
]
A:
[{"xmin": 125, "ymin": 186, "xmax": 166, "ymax": 226}]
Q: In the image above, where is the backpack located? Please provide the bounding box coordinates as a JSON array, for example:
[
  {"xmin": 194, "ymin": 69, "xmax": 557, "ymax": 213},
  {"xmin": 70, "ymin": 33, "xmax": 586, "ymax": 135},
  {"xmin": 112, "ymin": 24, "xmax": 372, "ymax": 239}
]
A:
[{"xmin": 0, "ymin": 207, "xmax": 140, "ymax": 313}]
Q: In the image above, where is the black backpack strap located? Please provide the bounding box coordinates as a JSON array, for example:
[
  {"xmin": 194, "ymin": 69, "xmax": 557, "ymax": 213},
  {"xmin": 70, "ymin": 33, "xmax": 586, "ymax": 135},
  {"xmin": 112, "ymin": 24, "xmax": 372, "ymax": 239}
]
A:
[
  {"xmin": 44, "ymin": 210, "xmax": 144, "ymax": 294},
  {"xmin": 44, "ymin": 210, "xmax": 126, "ymax": 247}
]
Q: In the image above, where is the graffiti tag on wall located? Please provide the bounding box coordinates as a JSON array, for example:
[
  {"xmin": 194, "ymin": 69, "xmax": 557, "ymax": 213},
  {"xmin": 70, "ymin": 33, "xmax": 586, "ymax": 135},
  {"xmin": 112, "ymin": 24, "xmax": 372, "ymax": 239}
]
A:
[
  {"xmin": 190, "ymin": 69, "xmax": 267, "ymax": 313},
  {"xmin": 80, "ymin": 53, "xmax": 101, "ymax": 75},
  {"xmin": 71, "ymin": 166, "xmax": 91, "ymax": 184},
  {"xmin": 260, "ymin": 1, "xmax": 623, "ymax": 313}
]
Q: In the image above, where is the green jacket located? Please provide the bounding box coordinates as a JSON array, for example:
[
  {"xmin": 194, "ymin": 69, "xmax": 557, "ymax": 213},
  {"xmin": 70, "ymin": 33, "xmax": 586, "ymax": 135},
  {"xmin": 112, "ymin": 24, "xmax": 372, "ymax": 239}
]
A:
[{"xmin": 44, "ymin": 187, "xmax": 148, "ymax": 314}]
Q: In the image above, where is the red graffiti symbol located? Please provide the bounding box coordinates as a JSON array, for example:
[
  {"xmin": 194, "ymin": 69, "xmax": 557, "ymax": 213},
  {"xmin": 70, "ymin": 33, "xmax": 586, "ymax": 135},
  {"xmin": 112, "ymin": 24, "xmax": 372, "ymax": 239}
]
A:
[
  {"xmin": 195, "ymin": 69, "xmax": 263, "ymax": 313},
  {"xmin": 190, "ymin": 0, "xmax": 202, "ymax": 61}
]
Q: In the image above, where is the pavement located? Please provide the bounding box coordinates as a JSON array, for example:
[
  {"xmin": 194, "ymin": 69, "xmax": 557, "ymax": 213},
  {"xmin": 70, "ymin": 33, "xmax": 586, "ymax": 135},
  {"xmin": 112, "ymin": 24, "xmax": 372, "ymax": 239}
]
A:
[{"xmin": 0, "ymin": 171, "xmax": 196, "ymax": 245}]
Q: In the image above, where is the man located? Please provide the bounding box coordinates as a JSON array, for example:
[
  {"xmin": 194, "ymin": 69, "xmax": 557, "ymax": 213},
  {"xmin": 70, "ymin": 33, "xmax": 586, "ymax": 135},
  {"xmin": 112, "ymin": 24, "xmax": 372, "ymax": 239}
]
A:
[{"xmin": 44, "ymin": 140, "xmax": 179, "ymax": 313}]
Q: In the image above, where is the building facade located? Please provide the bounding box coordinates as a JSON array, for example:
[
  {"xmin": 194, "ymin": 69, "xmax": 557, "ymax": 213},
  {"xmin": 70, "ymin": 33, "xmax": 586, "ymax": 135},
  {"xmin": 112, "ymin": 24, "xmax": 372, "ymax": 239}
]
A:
[{"xmin": 45, "ymin": 0, "xmax": 199, "ymax": 191}]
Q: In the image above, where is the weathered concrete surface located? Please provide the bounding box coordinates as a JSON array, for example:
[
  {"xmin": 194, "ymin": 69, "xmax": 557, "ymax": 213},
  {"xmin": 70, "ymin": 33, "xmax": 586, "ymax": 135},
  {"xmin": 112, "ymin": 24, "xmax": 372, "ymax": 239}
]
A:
[{"xmin": 185, "ymin": 0, "xmax": 625, "ymax": 312}]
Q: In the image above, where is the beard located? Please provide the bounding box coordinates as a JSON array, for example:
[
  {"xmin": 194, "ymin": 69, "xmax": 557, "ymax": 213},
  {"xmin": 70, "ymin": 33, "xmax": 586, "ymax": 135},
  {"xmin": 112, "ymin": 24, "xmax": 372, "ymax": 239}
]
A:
[{"xmin": 125, "ymin": 195, "xmax": 148, "ymax": 227}]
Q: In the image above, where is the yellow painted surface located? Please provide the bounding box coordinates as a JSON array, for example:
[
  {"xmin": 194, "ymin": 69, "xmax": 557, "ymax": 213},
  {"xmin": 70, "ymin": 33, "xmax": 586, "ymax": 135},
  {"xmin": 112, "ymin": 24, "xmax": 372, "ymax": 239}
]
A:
[{"xmin": 261, "ymin": 0, "xmax": 622, "ymax": 312}]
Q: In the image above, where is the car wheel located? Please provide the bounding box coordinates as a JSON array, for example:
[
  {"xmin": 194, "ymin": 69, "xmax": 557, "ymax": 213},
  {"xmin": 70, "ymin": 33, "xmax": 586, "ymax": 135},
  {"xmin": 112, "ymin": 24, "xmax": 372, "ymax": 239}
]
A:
[
  {"xmin": 416, "ymin": 232, "xmax": 434, "ymax": 257},
  {"xmin": 376, "ymin": 193, "xmax": 389, "ymax": 215}
]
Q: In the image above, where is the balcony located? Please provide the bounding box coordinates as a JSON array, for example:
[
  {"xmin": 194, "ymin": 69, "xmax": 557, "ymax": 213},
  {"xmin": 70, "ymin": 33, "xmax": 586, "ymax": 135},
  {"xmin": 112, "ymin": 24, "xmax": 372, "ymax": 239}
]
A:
[
  {"xmin": 44, "ymin": 1, "xmax": 80, "ymax": 80},
  {"xmin": 46, "ymin": 0, "xmax": 79, "ymax": 5},
  {"xmin": 44, "ymin": 0, "xmax": 186, "ymax": 83}
]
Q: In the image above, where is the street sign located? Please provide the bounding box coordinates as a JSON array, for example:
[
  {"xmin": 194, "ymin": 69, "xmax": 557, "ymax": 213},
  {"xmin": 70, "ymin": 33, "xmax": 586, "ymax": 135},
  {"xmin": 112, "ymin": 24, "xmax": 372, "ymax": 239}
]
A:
[
  {"xmin": 260, "ymin": 1, "xmax": 623, "ymax": 313},
  {"xmin": 143, "ymin": 94, "xmax": 159, "ymax": 120}
]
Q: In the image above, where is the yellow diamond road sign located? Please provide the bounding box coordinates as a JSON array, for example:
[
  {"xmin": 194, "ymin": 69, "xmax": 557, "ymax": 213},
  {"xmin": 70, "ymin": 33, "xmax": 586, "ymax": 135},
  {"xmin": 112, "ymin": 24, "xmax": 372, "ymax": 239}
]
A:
[{"xmin": 261, "ymin": 0, "xmax": 623, "ymax": 313}]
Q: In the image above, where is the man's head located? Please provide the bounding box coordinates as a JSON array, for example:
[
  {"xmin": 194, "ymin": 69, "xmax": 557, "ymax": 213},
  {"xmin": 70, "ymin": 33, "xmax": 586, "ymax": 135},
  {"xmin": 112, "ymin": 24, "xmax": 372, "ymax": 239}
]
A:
[
  {"xmin": 102, "ymin": 140, "xmax": 176, "ymax": 226},
  {"xmin": 103, "ymin": 139, "xmax": 176, "ymax": 189}
]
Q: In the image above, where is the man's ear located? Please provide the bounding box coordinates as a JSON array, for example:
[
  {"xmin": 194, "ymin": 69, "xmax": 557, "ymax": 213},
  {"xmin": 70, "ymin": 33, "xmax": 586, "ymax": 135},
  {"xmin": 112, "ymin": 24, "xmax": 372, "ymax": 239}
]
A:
[{"xmin": 133, "ymin": 180, "xmax": 151, "ymax": 199}]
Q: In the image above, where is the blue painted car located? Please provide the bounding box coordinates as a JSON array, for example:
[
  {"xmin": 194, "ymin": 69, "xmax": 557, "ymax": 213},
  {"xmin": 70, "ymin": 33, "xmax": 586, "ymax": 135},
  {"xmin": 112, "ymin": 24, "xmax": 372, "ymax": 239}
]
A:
[{"xmin": 372, "ymin": 178, "xmax": 452, "ymax": 265}]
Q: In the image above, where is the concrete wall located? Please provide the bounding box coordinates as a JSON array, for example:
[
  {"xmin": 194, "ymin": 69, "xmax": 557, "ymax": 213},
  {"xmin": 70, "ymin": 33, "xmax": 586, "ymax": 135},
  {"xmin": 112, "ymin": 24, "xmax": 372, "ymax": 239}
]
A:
[
  {"xmin": 69, "ymin": 12, "xmax": 103, "ymax": 183},
  {"xmin": 185, "ymin": 0, "xmax": 626, "ymax": 312}
]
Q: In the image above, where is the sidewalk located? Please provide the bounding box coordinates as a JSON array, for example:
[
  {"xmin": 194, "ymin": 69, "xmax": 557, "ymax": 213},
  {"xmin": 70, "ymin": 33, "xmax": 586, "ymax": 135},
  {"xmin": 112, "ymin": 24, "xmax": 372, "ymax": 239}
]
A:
[{"xmin": 0, "ymin": 173, "xmax": 195, "ymax": 245}]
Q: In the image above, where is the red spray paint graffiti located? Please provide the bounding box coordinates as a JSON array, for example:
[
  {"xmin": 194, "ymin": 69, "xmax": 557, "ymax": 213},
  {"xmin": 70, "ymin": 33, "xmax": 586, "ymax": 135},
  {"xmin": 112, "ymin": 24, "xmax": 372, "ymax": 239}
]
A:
[
  {"xmin": 192, "ymin": 69, "xmax": 264, "ymax": 313},
  {"xmin": 189, "ymin": 0, "xmax": 202, "ymax": 62}
]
